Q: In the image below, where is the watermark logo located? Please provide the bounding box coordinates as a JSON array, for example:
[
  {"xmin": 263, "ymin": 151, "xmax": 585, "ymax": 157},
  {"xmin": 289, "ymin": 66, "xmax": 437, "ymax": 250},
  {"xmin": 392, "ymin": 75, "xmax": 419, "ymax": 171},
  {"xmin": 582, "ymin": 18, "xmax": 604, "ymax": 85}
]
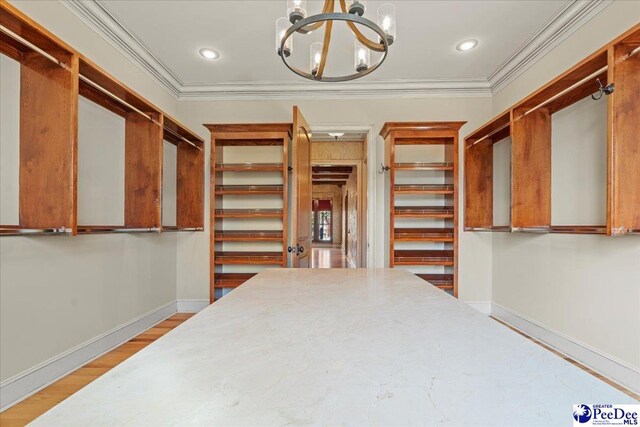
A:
[
  {"xmin": 573, "ymin": 404, "xmax": 639, "ymax": 426},
  {"xmin": 574, "ymin": 404, "xmax": 592, "ymax": 423}
]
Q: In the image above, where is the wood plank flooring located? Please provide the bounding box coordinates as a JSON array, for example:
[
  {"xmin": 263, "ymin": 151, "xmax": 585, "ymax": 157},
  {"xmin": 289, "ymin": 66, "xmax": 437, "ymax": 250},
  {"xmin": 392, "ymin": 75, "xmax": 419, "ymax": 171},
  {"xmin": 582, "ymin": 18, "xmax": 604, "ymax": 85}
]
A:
[
  {"xmin": 0, "ymin": 313, "xmax": 195, "ymax": 427},
  {"xmin": 311, "ymin": 246, "xmax": 348, "ymax": 268}
]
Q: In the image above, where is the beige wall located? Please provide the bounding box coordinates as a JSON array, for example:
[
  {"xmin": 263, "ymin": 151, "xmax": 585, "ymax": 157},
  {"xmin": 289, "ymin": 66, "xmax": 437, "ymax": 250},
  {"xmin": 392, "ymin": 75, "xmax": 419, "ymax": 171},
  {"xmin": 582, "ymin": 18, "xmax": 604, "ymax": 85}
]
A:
[
  {"xmin": 312, "ymin": 185, "xmax": 343, "ymax": 245},
  {"xmin": 0, "ymin": 1, "xmax": 179, "ymax": 382},
  {"xmin": 490, "ymin": 1, "xmax": 640, "ymax": 370},
  {"xmin": 175, "ymin": 97, "xmax": 495, "ymax": 304}
]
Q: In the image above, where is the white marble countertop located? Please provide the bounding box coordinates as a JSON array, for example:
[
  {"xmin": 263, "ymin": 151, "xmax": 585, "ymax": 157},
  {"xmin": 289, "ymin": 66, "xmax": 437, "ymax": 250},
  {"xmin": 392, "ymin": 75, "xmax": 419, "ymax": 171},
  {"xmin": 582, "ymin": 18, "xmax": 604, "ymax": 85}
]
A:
[{"xmin": 31, "ymin": 269, "xmax": 635, "ymax": 426}]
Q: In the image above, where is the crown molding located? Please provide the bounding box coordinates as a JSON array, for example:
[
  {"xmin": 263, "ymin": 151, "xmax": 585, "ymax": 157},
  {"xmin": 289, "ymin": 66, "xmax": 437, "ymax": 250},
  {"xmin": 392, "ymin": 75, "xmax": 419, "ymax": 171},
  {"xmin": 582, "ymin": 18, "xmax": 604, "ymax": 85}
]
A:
[
  {"xmin": 62, "ymin": 0, "xmax": 182, "ymax": 98},
  {"xmin": 61, "ymin": 0, "xmax": 610, "ymax": 100},
  {"xmin": 179, "ymin": 79, "xmax": 491, "ymax": 100},
  {"xmin": 488, "ymin": 0, "xmax": 612, "ymax": 94}
]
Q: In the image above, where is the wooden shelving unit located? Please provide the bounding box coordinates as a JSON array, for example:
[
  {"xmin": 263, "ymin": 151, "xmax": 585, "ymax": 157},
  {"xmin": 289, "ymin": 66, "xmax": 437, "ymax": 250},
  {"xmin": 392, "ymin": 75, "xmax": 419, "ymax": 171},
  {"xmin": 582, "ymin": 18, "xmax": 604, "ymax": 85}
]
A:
[
  {"xmin": 381, "ymin": 122, "xmax": 465, "ymax": 297},
  {"xmin": 0, "ymin": 3, "xmax": 204, "ymax": 237},
  {"xmin": 464, "ymin": 24, "xmax": 640, "ymax": 236},
  {"xmin": 206, "ymin": 124, "xmax": 291, "ymax": 303}
]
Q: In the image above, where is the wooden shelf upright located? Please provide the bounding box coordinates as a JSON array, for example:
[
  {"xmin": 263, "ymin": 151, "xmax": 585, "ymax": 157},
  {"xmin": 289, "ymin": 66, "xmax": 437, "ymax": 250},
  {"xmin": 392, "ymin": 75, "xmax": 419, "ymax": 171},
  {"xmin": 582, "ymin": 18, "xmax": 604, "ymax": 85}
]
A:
[
  {"xmin": 206, "ymin": 124, "xmax": 291, "ymax": 303},
  {"xmin": 381, "ymin": 122, "xmax": 465, "ymax": 297}
]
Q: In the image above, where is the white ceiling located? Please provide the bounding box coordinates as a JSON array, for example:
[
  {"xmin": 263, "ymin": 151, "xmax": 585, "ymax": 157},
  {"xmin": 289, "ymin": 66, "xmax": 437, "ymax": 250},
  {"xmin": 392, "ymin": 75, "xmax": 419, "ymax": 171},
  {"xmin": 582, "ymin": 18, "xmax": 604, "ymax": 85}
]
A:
[
  {"xmin": 64, "ymin": 1, "xmax": 609, "ymax": 99},
  {"xmin": 102, "ymin": 0, "xmax": 566, "ymax": 82}
]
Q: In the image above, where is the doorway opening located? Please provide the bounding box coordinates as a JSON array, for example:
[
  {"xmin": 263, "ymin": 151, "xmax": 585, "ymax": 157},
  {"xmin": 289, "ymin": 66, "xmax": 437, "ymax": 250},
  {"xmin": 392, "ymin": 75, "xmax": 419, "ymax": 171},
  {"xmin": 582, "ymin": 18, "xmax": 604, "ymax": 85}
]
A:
[{"xmin": 309, "ymin": 130, "xmax": 367, "ymax": 268}]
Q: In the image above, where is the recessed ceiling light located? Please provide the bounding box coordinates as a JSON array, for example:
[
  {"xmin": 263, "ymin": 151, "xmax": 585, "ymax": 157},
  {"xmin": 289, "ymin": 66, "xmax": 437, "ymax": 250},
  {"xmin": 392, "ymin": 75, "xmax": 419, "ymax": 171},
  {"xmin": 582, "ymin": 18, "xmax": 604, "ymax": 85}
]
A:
[
  {"xmin": 199, "ymin": 48, "xmax": 219, "ymax": 60},
  {"xmin": 456, "ymin": 39, "xmax": 478, "ymax": 52},
  {"xmin": 328, "ymin": 132, "xmax": 345, "ymax": 138}
]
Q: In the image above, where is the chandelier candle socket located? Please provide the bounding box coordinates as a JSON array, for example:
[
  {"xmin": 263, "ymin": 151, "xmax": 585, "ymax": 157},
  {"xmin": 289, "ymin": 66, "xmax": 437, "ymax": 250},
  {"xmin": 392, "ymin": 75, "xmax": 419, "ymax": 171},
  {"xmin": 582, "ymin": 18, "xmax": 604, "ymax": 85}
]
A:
[
  {"xmin": 276, "ymin": 0, "xmax": 396, "ymax": 82},
  {"xmin": 347, "ymin": 0, "xmax": 366, "ymax": 16}
]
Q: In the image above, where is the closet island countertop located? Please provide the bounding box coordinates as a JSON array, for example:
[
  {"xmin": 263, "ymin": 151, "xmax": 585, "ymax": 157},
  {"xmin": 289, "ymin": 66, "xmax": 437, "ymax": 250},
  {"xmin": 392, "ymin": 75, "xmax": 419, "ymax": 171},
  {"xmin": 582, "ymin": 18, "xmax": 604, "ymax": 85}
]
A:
[{"xmin": 31, "ymin": 269, "xmax": 635, "ymax": 426}]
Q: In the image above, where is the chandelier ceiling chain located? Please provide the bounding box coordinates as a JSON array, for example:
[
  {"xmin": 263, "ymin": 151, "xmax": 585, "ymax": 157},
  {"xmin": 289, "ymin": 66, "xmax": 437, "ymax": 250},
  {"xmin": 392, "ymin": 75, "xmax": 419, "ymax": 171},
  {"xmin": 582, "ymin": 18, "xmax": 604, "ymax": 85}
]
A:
[{"xmin": 275, "ymin": 0, "xmax": 396, "ymax": 82}]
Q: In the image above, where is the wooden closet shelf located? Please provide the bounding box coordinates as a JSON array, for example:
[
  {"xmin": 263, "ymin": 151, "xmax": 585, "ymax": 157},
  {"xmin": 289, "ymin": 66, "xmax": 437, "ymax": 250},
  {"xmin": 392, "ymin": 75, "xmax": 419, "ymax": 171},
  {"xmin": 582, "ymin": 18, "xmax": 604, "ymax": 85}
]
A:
[
  {"xmin": 394, "ymin": 206, "xmax": 454, "ymax": 218},
  {"xmin": 394, "ymin": 137, "xmax": 454, "ymax": 146},
  {"xmin": 215, "ymin": 139, "xmax": 284, "ymax": 146},
  {"xmin": 214, "ymin": 185, "xmax": 283, "ymax": 195},
  {"xmin": 215, "ymin": 163, "xmax": 283, "ymax": 172},
  {"xmin": 394, "ymin": 250, "xmax": 454, "ymax": 266},
  {"xmin": 416, "ymin": 274, "xmax": 454, "ymax": 290},
  {"xmin": 394, "ymin": 228, "xmax": 454, "ymax": 242},
  {"xmin": 214, "ymin": 230, "xmax": 283, "ymax": 241},
  {"xmin": 214, "ymin": 273, "xmax": 257, "ymax": 288},
  {"xmin": 394, "ymin": 162, "xmax": 453, "ymax": 171},
  {"xmin": 394, "ymin": 184, "xmax": 454, "ymax": 195},
  {"xmin": 214, "ymin": 251, "xmax": 283, "ymax": 265},
  {"xmin": 214, "ymin": 209, "xmax": 283, "ymax": 218},
  {"xmin": 77, "ymin": 226, "xmax": 160, "ymax": 234}
]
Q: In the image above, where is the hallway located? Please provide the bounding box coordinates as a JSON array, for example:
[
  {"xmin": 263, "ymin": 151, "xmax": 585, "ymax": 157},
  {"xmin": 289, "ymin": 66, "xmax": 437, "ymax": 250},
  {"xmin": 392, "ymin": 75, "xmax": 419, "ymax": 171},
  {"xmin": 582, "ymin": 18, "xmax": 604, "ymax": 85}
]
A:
[{"xmin": 311, "ymin": 247, "xmax": 348, "ymax": 268}]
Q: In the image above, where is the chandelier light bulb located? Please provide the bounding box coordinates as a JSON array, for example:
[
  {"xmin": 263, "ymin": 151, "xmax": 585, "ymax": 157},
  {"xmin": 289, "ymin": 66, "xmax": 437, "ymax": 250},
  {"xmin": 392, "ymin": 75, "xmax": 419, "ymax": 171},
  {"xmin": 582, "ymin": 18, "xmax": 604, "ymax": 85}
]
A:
[
  {"xmin": 310, "ymin": 42, "xmax": 323, "ymax": 76},
  {"xmin": 287, "ymin": 0, "xmax": 307, "ymax": 24},
  {"xmin": 377, "ymin": 3, "xmax": 396, "ymax": 45},
  {"xmin": 354, "ymin": 40, "xmax": 370, "ymax": 72},
  {"xmin": 275, "ymin": 17, "xmax": 292, "ymax": 57}
]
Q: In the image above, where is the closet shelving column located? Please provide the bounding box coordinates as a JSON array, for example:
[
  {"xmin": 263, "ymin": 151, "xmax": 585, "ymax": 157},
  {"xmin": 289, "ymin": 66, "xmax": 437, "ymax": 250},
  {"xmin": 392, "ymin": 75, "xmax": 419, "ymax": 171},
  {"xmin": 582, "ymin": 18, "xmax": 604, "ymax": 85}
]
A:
[
  {"xmin": 381, "ymin": 122, "xmax": 465, "ymax": 297},
  {"xmin": 206, "ymin": 124, "xmax": 291, "ymax": 303}
]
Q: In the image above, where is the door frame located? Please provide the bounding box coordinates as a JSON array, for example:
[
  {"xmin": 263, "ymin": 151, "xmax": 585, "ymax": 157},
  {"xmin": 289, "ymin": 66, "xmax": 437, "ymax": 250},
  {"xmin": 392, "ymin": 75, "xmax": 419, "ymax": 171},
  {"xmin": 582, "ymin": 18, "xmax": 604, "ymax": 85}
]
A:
[{"xmin": 310, "ymin": 123, "xmax": 377, "ymax": 267}]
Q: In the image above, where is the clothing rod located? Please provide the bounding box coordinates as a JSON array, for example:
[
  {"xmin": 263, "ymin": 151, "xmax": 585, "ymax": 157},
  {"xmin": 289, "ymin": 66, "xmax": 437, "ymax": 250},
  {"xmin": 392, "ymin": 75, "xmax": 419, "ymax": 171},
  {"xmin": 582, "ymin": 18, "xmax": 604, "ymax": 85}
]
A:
[
  {"xmin": 466, "ymin": 121, "xmax": 510, "ymax": 148},
  {"xmin": 623, "ymin": 45, "xmax": 640, "ymax": 61},
  {"xmin": 523, "ymin": 65, "xmax": 607, "ymax": 117},
  {"xmin": 79, "ymin": 74, "xmax": 156, "ymax": 123},
  {"xmin": 163, "ymin": 126, "xmax": 202, "ymax": 151},
  {"xmin": 0, "ymin": 227, "xmax": 71, "ymax": 236},
  {"xmin": 0, "ymin": 24, "xmax": 71, "ymax": 71}
]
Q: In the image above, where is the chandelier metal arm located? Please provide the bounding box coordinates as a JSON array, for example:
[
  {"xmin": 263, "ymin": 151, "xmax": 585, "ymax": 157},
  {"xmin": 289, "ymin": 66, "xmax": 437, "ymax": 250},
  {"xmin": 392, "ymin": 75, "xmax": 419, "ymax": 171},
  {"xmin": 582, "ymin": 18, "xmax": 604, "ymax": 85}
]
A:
[
  {"xmin": 295, "ymin": 0, "xmax": 332, "ymax": 34},
  {"xmin": 316, "ymin": 2, "xmax": 334, "ymax": 78},
  {"xmin": 339, "ymin": 0, "xmax": 385, "ymax": 53}
]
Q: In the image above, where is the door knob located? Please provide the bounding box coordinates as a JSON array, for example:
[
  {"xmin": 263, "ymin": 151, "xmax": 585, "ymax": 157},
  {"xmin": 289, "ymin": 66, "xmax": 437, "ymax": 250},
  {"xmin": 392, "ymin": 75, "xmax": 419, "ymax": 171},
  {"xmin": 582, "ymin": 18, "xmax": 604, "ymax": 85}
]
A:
[
  {"xmin": 287, "ymin": 246, "xmax": 295, "ymax": 253},
  {"xmin": 298, "ymin": 245, "xmax": 304, "ymax": 254}
]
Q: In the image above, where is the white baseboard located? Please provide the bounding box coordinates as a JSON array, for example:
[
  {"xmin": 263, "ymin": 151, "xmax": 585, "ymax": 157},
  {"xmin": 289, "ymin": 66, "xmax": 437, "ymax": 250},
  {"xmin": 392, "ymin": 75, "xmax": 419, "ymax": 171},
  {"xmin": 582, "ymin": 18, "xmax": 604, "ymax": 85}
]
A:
[
  {"xmin": 177, "ymin": 299, "xmax": 209, "ymax": 312},
  {"xmin": 491, "ymin": 302, "xmax": 640, "ymax": 395},
  {"xmin": 0, "ymin": 301, "xmax": 177, "ymax": 411},
  {"xmin": 464, "ymin": 301, "xmax": 492, "ymax": 315}
]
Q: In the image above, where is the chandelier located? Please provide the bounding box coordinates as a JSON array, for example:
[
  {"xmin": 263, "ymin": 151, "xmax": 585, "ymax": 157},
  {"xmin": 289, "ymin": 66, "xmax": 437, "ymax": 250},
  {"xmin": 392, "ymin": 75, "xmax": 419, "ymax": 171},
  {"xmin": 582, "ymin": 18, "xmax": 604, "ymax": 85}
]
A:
[{"xmin": 275, "ymin": 0, "xmax": 396, "ymax": 82}]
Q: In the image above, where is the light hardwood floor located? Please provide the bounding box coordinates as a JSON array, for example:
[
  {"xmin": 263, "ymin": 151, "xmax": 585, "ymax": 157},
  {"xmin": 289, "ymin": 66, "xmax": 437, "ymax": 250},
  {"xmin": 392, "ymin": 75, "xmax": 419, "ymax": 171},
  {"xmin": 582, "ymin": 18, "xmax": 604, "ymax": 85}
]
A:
[
  {"xmin": 311, "ymin": 246, "xmax": 348, "ymax": 268},
  {"xmin": 0, "ymin": 313, "xmax": 195, "ymax": 427}
]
